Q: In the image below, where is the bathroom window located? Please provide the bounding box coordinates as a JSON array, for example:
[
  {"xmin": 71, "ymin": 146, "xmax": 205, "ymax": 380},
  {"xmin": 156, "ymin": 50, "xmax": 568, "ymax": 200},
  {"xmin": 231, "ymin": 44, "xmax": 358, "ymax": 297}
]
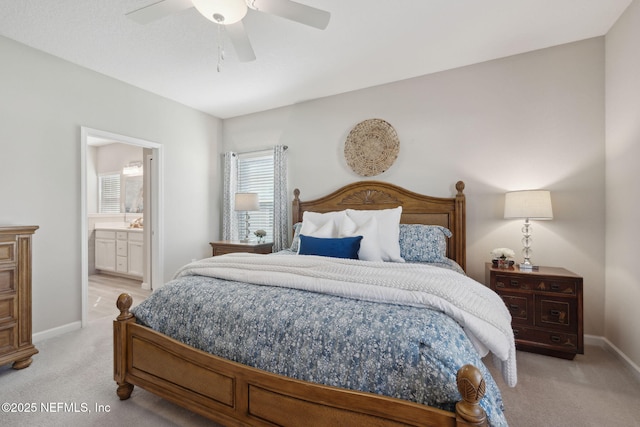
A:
[{"xmin": 99, "ymin": 173, "xmax": 121, "ymax": 213}]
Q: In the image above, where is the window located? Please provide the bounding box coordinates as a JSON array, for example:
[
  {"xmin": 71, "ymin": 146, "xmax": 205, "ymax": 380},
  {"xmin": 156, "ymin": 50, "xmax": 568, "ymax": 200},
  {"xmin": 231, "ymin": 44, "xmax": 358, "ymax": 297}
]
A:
[
  {"xmin": 99, "ymin": 173, "xmax": 121, "ymax": 213},
  {"xmin": 236, "ymin": 151, "xmax": 274, "ymax": 241}
]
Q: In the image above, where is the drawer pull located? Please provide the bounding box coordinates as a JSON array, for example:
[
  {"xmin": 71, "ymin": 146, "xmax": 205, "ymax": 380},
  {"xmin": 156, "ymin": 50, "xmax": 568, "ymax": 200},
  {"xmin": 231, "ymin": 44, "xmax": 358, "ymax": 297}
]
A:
[
  {"xmin": 551, "ymin": 283, "xmax": 560, "ymax": 291},
  {"xmin": 550, "ymin": 335, "xmax": 561, "ymax": 343},
  {"xmin": 550, "ymin": 309, "xmax": 561, "ymax": 316},
  {"xmin": 496, "ymin": 281, "xmax": 505, "ymax": 288},
  {"xmin": 509, "ymin": 280, "xmax": 519, "ymax": 287},
  {"xmin": 513, "ymin": 330, "xmax": 519, "ymax": 336},
  {"xmin": 509, "ymin": 304, "xmax": 519, "ymax": 311}
]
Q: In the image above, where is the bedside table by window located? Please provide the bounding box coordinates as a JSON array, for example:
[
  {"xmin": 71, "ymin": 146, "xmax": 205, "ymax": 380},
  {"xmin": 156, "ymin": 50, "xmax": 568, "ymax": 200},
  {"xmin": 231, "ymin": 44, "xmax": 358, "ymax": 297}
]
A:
[
  {"xmin": 485, "ymin": 263, "xmax": 584, "ymax": 360},
  {"xmin": 209, "ymin": 240, "xmax": 273, "ymax": 257}
]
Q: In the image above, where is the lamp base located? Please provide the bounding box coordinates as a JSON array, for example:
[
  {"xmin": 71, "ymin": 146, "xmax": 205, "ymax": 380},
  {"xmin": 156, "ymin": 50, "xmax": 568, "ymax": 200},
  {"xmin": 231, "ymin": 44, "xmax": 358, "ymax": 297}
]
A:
[
  {"xmin": 239, "ymin": 238, "xmax": 249, "ymax": 243},
  {"xmin": 518, "ymin": 263, "xmax": 539, "ymax": 271}
]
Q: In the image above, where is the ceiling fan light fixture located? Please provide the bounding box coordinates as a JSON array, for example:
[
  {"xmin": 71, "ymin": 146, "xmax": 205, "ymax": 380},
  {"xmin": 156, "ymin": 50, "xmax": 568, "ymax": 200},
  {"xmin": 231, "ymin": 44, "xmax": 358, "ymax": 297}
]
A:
[{"xmin": 192, "ymin": 0, "xmax": 248, "ymax": 25}]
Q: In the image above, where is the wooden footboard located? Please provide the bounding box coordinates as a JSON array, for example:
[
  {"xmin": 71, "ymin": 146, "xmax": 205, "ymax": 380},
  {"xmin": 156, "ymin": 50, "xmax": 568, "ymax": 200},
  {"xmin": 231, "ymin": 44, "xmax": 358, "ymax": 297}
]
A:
[{"xmin": 114, "ymin": 294, "xmax": 487, "ymax": 427}]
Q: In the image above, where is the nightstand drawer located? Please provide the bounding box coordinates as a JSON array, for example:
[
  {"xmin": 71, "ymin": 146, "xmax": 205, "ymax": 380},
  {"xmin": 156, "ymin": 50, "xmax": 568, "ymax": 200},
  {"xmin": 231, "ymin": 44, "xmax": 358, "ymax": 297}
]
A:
[
  {"xmin": 210, "ymin": 241, "xmax": 273, "ymax": 257},
  {"xmin": 493, "ymin": 274, "xmax": 577, "ymax": 295},
  {"xmin": 537, "ymin": 297, "xmax": 576, "ymax": 331},
  {"xmin": 533, "ymin": 279, "xmax": 577, "ymax": 295},
  {"xmin": 513, "ymin": 326, "xmax": 578, "ymax": 351},
  {"xmin": 213, "ymin": 247, "xmax": 240, "ymax": 256},
  {"xmin": 493, "ymin": 274, "xmax": 532, "ymax": 290},
  {"xmin": 498, "ymin": 293, "xmax": 533, "ymax": 325}
]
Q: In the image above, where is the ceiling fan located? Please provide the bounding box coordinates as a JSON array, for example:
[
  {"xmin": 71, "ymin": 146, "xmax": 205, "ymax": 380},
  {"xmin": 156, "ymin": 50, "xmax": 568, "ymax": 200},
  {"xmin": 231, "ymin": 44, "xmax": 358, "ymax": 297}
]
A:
[{"xmin": 126, "ymin": 0, "xmax": 331, "ymax": 62}]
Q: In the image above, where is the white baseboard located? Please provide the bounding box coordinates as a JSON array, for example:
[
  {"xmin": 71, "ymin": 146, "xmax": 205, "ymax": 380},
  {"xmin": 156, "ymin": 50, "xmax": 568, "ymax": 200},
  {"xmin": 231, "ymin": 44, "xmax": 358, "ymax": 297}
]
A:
[
  {"xmin": 585, "ymin": 334, "xmax": 640, "ymax": 381},
  {"xmin": 33, "ymin": 321, "xmax": 82, "ymax": 343},
  {"xmin": 584, "ymin": 334, "xmax": 605, "ymax": 347}
]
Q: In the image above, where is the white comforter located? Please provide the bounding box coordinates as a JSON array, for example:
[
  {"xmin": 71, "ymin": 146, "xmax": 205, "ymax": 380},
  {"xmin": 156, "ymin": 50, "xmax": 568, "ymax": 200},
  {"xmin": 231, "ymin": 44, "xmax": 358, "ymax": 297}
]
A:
[{"xmin": 174, "ymin": 253, "xmax": 517, "ymax": 387}]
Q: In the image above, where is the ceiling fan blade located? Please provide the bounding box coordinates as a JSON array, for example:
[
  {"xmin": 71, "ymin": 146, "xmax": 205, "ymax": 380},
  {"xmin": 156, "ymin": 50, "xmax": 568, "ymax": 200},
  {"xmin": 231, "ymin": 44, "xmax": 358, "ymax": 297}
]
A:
[
  {"xmin": 126, "ymin": 0, "xmax": 194, "ymax": 24},
  {"xmin": 225, "ymin": 21, "xmax": 256, "ymax": 62},
  {"xmin": 249, "ymin": 0, "xmax": 330, "ymax": 30}
]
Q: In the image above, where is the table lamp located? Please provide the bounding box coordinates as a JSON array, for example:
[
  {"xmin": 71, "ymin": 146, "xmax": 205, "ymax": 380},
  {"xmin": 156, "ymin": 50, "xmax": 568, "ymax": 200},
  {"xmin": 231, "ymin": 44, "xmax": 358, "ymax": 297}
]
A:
[
  {"xmin": 235, "ymin": 192, "xmax": 259, "ymax": 242},
  {"xmin": 504, "ymin": 190, "xmax": 553, "ymax": 270}
]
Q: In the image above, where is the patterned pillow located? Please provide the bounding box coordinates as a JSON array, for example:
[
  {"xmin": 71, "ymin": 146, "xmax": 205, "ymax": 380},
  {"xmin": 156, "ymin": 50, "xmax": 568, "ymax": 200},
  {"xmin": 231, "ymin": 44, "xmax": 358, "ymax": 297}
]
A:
[
  {"xmin": 289, "ymin": 222, "xmax": 303, "ymax": 252},
  {"xmin": 399, "ymin": 224, "xmax": 452, "ymax": 263}
]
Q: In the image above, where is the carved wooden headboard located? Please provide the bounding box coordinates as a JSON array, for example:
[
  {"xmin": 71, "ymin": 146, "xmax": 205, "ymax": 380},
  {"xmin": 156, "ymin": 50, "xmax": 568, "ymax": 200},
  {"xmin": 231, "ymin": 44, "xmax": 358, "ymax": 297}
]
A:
[{"xmin": 292, "ymin": 181, "xmax": 466, "ymax": 271}]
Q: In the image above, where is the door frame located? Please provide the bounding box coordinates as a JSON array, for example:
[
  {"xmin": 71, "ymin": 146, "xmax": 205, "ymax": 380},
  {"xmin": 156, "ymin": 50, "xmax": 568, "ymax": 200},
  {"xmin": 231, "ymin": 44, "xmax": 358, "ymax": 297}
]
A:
[{"xmin": 80, "ymin": 126, "xmax": 164, "ymax": 327}]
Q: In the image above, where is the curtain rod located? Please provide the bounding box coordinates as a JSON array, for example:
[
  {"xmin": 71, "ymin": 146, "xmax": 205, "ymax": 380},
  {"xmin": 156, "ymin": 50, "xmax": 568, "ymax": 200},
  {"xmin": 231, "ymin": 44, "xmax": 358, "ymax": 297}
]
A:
[{"xmin": 230, "ymin": 145, "xmax": 288, "ymax": 156}]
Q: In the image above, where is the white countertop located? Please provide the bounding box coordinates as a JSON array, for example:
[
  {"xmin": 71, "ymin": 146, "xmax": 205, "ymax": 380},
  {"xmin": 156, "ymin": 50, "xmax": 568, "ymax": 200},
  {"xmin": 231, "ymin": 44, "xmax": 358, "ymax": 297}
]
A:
[{"xmin": 95, "ymin": 222, "xmax": 143, "ymax": 232}]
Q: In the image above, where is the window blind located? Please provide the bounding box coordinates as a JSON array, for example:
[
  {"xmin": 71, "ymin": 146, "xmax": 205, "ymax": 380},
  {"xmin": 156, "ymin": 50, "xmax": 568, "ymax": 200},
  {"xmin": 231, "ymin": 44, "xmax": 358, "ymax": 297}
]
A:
[
  {"xmin": 237, "ymin": 151, "xmax": 274, "ymax": 241},
  {"xmin": 99, "ymin": 173, "xmax": 121, "ymax": 214}
]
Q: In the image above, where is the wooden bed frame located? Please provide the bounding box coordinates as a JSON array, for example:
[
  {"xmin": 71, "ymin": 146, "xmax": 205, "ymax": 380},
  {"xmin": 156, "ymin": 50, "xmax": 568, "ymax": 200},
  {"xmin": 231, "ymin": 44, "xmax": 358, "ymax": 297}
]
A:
[
  {"xmin": 292, "ymin": 180, "xmax": 466, "ymax": 271},
  {"xmin": 114, "ymin": 180, "xmax": 487, "ymax": 426}
]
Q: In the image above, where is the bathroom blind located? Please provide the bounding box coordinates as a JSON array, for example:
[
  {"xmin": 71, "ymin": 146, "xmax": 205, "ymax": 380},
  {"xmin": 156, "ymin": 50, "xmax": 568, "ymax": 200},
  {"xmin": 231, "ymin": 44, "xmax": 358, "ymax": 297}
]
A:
[{"xmin": 99, "ymin": 173, "xmax": 121, "ymax": 214}]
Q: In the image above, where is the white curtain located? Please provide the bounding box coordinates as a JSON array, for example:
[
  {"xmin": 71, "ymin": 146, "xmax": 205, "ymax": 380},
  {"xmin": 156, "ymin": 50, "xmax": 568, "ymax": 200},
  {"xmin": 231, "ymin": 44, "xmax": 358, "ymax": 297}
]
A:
[
  {"xmin": 222, "ymin": 151, "xmax": 237, "ymax": 241},
  {"xmin": 273, "ymin": 145, "xmax": 289, "ymax": 251}
]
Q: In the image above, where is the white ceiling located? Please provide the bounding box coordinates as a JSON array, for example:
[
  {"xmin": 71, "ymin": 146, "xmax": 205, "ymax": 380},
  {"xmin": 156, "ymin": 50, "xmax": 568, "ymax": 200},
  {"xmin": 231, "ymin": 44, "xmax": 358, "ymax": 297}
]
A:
[{"xmin": 0, "ymin": 0, "xmax": 631, "ymax": 119}]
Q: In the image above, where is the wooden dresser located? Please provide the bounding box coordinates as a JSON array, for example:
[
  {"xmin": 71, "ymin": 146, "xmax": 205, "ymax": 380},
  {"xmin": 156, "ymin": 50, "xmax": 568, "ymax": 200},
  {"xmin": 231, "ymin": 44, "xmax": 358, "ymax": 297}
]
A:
[
  {"xmin": 0, "ymin": 226, "xmax": 38, "ymax": 369},
  {"xmin": 485, "ymin": 263, "xmax": 584, "ymax": 359},
  {"xmin": 209, "ymin": 240, "xmax": 273, "ymax": 256}
]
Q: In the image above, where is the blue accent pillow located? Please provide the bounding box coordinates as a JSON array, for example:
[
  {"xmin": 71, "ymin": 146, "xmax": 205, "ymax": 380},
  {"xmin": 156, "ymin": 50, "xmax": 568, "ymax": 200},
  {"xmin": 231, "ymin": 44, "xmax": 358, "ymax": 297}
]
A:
[{"xmin": 298, "ymin": 235, "xmax": 363, "ymax": 259}]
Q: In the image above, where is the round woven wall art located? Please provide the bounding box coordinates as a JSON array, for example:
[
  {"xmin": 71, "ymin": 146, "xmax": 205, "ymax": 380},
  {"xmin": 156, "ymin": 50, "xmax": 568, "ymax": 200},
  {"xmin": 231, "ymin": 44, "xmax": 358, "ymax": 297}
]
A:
[{"xmin": 344, "ymin": 119, "xmax": 400, "ymax": 177}]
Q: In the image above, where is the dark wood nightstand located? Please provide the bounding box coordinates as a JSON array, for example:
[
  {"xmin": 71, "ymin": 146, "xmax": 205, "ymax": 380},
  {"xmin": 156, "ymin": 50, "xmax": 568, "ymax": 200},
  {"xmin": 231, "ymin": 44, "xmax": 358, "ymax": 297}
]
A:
[
  {"xmin": 485, "ymin": 263, "xmax": 584, "ymax": 359},
  {"xmin": 209, "ymin": 240, "xmax": 273, "ymax": 257}
]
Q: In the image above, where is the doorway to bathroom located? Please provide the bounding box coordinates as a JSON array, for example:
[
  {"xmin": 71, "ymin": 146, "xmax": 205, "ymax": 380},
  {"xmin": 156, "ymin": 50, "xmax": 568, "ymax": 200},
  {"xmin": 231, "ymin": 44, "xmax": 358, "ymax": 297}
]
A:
[{"xmin": 80, "ymin": 127, "xmax": 164, "ymax": 327}]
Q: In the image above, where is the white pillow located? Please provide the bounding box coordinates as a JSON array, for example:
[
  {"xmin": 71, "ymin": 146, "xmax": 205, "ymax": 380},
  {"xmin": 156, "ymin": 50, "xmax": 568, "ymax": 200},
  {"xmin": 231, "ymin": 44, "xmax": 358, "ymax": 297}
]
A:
[
  {"xmin": 302, "ymin": 210, "xmax": 347, "ymax": 224},
  {"xmin": 299, "ymin": 218, "xmax": 336, "ymax": 239},
  {"xmin": 297, "ymin": 211, "xmax": 346, "ymax": 253},
  {"xmin": 301, "ymin": 210, "xmax": 346, "ymax": 232},
  {"xmin": 339, "ymin": 215, "xmax": 383, "ymax": 261},
  {"xmin": 345, "ymin": 207, "xmax": 404, "ymax": 262}
]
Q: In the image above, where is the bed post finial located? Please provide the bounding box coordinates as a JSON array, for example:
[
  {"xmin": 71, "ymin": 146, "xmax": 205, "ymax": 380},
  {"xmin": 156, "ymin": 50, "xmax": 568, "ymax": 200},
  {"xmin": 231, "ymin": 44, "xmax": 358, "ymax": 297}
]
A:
[
  {"xmin": 114, "ymin": 293, "xmax": 135, "ymax": 400},
  {"xmin": 292, "ymin": 188, "xmax": 302, "ymax": 225},
  {"xmin": 455, "ymin": 364, "xmax": 488, "ymax": 426},
  {"xmin": 454, "ymin": 181, "xmax": 466, "ymax": 272},
  {"xmin": 116, "ymin": 293, "xmax": 134, "ymax": 321}
]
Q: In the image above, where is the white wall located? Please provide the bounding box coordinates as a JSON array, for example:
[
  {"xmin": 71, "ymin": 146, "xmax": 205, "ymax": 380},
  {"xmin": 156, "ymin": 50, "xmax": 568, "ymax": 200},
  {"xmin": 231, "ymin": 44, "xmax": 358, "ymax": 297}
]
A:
[
  {"xmin": 0, "ymin": 36, "xmax": 221, "ymax": 334},
  {"xmin": 224, "ymin": 38, "xmax": 607, "ymax": 337},
  {"xmin": 605, "ymin": 0, "xmax": 640, "ymax": 368}
]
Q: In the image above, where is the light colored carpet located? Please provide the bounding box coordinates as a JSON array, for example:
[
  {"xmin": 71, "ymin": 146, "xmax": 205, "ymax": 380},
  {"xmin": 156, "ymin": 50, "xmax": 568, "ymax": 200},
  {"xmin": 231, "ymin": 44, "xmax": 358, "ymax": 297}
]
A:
[
  {"xmin": 485, "ymin": 345, "xmax": 640, "ymax": 426},
  {"xmin": 2, "ymin": 313, "xmax": 639, "ymax": 426},
  {"xmin": 0, "ymin": 316, "xmax": 216, "ymax": 427}
]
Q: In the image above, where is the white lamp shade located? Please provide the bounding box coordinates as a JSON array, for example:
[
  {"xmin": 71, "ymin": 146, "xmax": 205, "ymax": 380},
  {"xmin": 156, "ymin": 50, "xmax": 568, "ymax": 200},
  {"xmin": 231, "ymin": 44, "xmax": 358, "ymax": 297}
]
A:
[
  {"xmin": 504, "ymin": 190, "xmax": 553, "ymax": 220},
  {"xmin": 192, "ymin": 0, "xmax": 247, "ymax": 24},
  {"xmin": 235, "ymin": 193, "xmax": 259, "ymax": 211}
]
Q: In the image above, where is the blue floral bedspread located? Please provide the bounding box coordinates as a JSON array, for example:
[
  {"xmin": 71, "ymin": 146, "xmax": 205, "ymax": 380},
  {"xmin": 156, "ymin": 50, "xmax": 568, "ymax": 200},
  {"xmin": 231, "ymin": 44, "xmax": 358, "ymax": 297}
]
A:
[{"xmin": 132, "ymin": 275, "xmax": 508, "ymax": 427}]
